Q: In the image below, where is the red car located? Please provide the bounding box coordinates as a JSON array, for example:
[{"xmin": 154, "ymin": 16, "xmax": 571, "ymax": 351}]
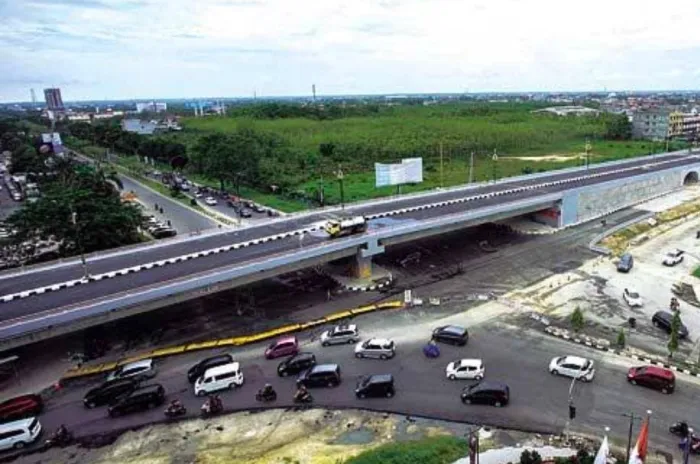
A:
[
  {"xmin": 265, "ymin": 336, "xmax": 299, "ymax": 359},
  {"xmin": 627, "ymin": 365, "xmax": 675, "ymax": 394},
  {"xmin": 0, "ymin": 394, "xmax": 43, "ymax": 422}
]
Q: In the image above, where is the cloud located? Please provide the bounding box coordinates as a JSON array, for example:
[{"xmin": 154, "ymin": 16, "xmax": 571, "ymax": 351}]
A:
[{"xmin": 2, "ymin": 0, "xmax": 700, "ymax": 101}]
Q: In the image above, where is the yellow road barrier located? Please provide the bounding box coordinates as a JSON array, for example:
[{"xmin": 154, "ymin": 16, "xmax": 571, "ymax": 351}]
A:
[{"xmin": 61, "ymin": 300, "xmax": 404, "ymax": 380}]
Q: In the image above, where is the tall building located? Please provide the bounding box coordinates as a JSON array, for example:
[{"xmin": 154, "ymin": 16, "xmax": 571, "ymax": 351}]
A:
[
  {"xmin": 135, "ymin": 101, "xmax": 167, "ymax": 113},
  {"xmin": 632, "ymin": 109, "xmax": 670, "ymax": 140},
  {"xmin": 43, "ymin": 88, "xmax": 64, "ymax": 111}
]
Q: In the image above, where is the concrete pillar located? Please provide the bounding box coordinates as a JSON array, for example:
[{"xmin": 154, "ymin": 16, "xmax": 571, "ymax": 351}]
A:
[{"xmin": 353, "ymin": 252, "xmax": 373, "ymax": 279}]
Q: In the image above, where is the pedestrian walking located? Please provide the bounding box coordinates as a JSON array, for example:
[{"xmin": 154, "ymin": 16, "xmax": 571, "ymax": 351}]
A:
[
  {"xmin": 155, "ymin": 203, "xmax": 158, "ymax": 210},
  {"xmin": 167, "ymin": 220, "xmax": 171, "ymax": 227}
]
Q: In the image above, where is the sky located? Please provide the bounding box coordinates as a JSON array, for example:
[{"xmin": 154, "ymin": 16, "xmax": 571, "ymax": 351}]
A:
[{"xmin": 1, "ymin": 0, "xmax": 700, "ymax": 102}]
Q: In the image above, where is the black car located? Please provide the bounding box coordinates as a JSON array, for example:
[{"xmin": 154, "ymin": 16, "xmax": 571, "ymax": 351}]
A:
[
  {"xmin": 355, "ymin": 374, "xmax": 395, "ymax": 399},
  {"xmin": 296, "ymin": 364, "xmax": 341, "ymax": 388},
  {"xmin": 278, "ymin": 352, "xmax": 316, "ymax": 377},
  {"xmin": 107, "ymin": 384, "xmax": 165, "ymax": 417},
  {"xmin": 187, "ymin": 353, "xmax": 234, "ymax": 383},
  {"xmin": 461, "ymin": 381, "xmax": 509, "ymax": 407},
  {"xmin": 652, "ymin": 311, "xmax": 689, "ymax": 338},
  {"xmin": 617, "ymin": 253, "xmax": 634, "ymax": 272},
  {"xmin": 432, "ymin": 325, "xmax": 469, "ymax": 346},
  {"xmin": 84, "ymin": 378, "xmax": 138, "ymax": 409}
]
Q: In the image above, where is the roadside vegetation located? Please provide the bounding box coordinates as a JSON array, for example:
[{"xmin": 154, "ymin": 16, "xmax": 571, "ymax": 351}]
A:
[
  {"xmin": 343, "ymin": 435, "xmax": 468, "ymax": 464},
  {"xmin": 54, "ymin": 102, "xmax": 687, "ymax": 212}
]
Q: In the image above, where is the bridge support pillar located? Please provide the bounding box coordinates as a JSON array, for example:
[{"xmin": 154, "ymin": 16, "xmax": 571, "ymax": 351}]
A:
[{"xmin": 352, "ymin": 238, "xmax": 385, "ymax": 279}]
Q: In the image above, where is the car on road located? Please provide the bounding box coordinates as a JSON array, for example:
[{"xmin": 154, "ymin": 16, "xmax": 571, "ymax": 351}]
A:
[
  {"xmin": 623, "ymin": 288, "xmax": 643, "ymax": 307},
  {"xmin": 265, "ymin": 336, "xmax": 299, "ymax": 359},
  {"xmin": 320, "ymin": 324, "xmax": 359, "ymax": 346},
  {"xmin": 106, "ymin": 359, "xmax": 157, "ymax": 382},
  {"xmin": 278, "ymin": 352, "xmax": 316, "ymax": 377},
  {"xmin": 194, "ymin": 362, "xmax": 244, "ymax": 396},
  {"xmin": 460, "ymin": 381, "xmax": 509, "ymax": 407},
  {"xmin": 253, "ymin": 204, "xmax": 266, "ymax": 213},
  {"xmin": 83, "ymin": 378, "xmax": 138, "ymax": 408},
  {"xmin": 652, "ymin": 311, "xmax": 689, "ymax": 338},
  {"xmin": 627, "ymin": 365, "xmax": 675, "ymax": 394},
  {"xmin": 445, "ymin": 359, "xmax": 485, "ymax": 380},
  {"xmin": 152, "ymin": 228, "xmax": 177, "ymax": 239},
  {"xmin": 108, "ymin": 384, "xmax": 166, "ymax": 417},
  {"xmin": 617, "ymin": 253, "xmax": 634, "ymax": 272},
  {"xmin": 296, "ymin": 364, "xmax": 341, "ymax": 388},
  {"xmin": 0, "ymin": 417, "xmax": 41, "ymax": 451},
  {"xmin": 0, "ymin": 394, "xmax": 43, "ymax": 422},
  {"xmin": 355, "ymin": 374, "xmax": 395, "ymax": 399},
  {"xmin": 195, "ymin": 192, "xmax": 203, "ymax": 198},
  {"xmin": 432, "ymin": 325, "xmax": 469, "ymax": 346},
  {"xmin": 354, "ymin": 338, "xmax": 396, "ymax": 360},
  {"xmin": 187, "ymin": 353, "xmax": 235, "ymax": 383},
  {"xmin": 204, "ymin": 197, "xmax": 217, "ymax": 206},
  {"xmin": 663, "ymin": 249, "xmax": 685, "ymax": 266},
  {"xmin": 548, "ymin": 356, "xmax": 595, "ymax": 382},
  {"xmin": 239, "ymin": 208, "xmax": 253, "ymax": 218}
]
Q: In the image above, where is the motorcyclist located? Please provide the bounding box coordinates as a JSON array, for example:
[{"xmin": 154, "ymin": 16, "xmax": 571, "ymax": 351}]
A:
[
  {"xmin": 260, "ymin": 383, "xmax": 275, "ymax": 399},
  {"xmin": 53, "ymin": 424, "xmax": 69, "ymax": 442},
  {"xmin": 212, "ymin": 394, "xmax": 223, "ymax": 412},
  {"xmin": 167, "ymin": 399, "xmax": 184, "ymax": 414},
  {"xmin": 294, "ymin": 385, "xmax": 310, "ymax": 402}
]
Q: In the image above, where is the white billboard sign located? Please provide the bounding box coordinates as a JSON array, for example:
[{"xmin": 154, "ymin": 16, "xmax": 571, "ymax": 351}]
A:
[{"xmin": 375, "ymin": 157, "xmax": 424, "ymax": 187}]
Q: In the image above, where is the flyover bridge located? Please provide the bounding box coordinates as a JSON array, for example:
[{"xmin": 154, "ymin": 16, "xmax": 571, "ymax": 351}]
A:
[{"xmin": 0, "ymin": 151, "xmax": 698, "ymax": 350}]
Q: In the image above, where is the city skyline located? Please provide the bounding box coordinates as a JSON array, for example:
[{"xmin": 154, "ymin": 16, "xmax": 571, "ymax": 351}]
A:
[{"xmin": 1, "ymin": 0, "xmax": 700, "ymax": 102}]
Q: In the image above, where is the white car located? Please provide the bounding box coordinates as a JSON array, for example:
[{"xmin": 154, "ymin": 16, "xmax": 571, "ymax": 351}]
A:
[
  {"xmin": 195, "ymin": 192, "xmax": 203, "ymax": 198},
  {"xmin": 663, "ymin": 249, "xmax": 684, "ymax": 266},
  {"xmin": 549, "ymin": 356, "xmax": 595, "ymax": 382},
  {"xmin": 445, "ymin": 359, "xmax": 485, "ymax": 380},
  {"xmin": 354, "ymin": 338, "xmax": 395, "ymax": 359},
  {"xmin": 623, "ymin": 288, "xmax": 643, "ymax": 307},
  {"xmin": 204, "ymin": 196, "xmax": 218, "ymax": 206},
  {"xmin": 106, "ymin": 359, "xmax": 157, "ymax": 382}
]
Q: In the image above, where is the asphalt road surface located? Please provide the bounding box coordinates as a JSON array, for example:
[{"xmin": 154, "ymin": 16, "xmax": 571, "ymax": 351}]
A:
[
  {"xmin": 119, "ymin": 175, "xmax": 216, "ymax": 234},
  {"xmin": 0, "ymin": 153, "xmax": 697, "ymax": 313},
  {"xmin": 32, "ymin": 314, "xmax": 693, "ymax": 456}
]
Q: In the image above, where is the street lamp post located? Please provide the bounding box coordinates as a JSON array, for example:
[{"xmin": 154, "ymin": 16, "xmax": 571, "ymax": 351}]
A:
[
  {"xmin": 585, "ymin": 139, "xmax": 592, "ymax": 170},
  {"xmin": 71, "ymin": 211, "xmax": 89, "ymax": 280},
  {"xmin": 336, "ymin": 164, "xmax": 345, "ymax": 210},
  {"xmin": 491, "ymin": 150, "xmax": 499, "ymax": 182}
]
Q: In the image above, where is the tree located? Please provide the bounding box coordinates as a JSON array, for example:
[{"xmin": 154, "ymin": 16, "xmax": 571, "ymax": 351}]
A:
[
  {"xmin": 603, "ymin": 114, "xmax": 632, "ymax": 140},
  {"xmin": 668, "ymin": 310, "xmax": 681, "ymax": 357},
  {"xmin": 571, "ymin": 307, "xmax": 584, "ymax": 332},
  {"xmin": 617, "ymin": 328, "xmax": 626, "ymax": 348},
  {"xmin": 10, "ymin": 144, "xmax": 44, "ymax": 174},
  {"xmin": 520, "ymin": 450, "xmax": 543, "ymax": 464}
]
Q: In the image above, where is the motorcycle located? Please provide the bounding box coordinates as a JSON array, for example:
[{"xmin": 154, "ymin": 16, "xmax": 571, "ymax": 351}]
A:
[
  {"xmin": 200, "ymin": 400, "xmax": 223, "ymax": 418},
  {"xmin": 164, "ymin": 405, "xmax": 187, "ymax": 418},
  {"xmin": 255, "ymin": 390, "xmax": 277, "ymax": 403},
  {"xmin": 670, "ymin": 421, "xmax": 692, "ymax": 437},
  {"xmin": 293, "ymin": 392, "xmax": 313, "ymax": 404},
  {"xmin": 423, "ymin": 342, "xmax": 440, "ymax": 359},
  {"xmin": 45, "ymin": 430, "xmax": 74, "ymax": 449}
]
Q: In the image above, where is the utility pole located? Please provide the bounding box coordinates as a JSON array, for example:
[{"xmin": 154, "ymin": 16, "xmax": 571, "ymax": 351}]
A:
[
  {"xmin": 585, "ymin": 138, "xmax": 592, "ymax": 170},
  {"xmin": 621, "ymin": 411, "xmax": 644, "ymax": 464},
  {"xmin": 491, "ymin": 149, "xmax": 498, "ymax": 182},
  {"xmin": 439, "ymin": 142, "xmax": 444, "ymax": 188},
  {"xmin": 71, "ymin": 211, "xmax": 89, "ymax": 280},
  {"xmin": 469, "ymin": 151, "xmax": 474, "ymax": 183},
  {"xmin": 336, "ymin": 164, "xmax": 345, "ymax": 209}
]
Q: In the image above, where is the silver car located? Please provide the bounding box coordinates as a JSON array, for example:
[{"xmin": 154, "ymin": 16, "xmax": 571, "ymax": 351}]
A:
[
  {"xmin": 354, "ymin": 338, "xmax": 396, "ymax": 360},
  {"xmin": 106, "ymin": 359, "xmax": 157, "ymax": 382},
  {"xmin": 320, "ymin": 324, "xmax": 359, "ymax": 346}
]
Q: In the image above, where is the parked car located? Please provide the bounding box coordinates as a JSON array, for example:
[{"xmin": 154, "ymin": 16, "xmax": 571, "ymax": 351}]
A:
[
  {"xmin": 108, "ymin": 384, "xmax": 166, "ymax": 417},
  {"xmin": 106, "ymin": 359, "xmax": 157, "ymax": 382},
  {"xmin": 432, "ymin": 325, "xmax": 469, "ymax": 346},
  {"xmin": 204, "ymin": 197, "xmax": 217, "ymax": 206},
  {"xmin": 83, "ymin": 378, "xmax": 138, "ymax": 408},
  {"xmin": 627, "ymin": 365, "xmax": 675, "ymax": 394},
  {"xmin": 652, "ymin": 311, "xmax": 689, "ymax": 338},
  {"xmin": 663, "ymin": 249, "xmax": 685, "ymax": 266},
  {"xmin": 187, "ymin": 353, "xmax": 234, "ymax": 383},
  {"xmin": 0, "ymin": 417, "xmax": 41, "ymax": 450},
  {"xmin": 445, "ymin": 359, "xmax": 485, "ymax": 380},
  {"xmin": 195, "ymin": 192, "xmax": 203, "ymax": 198},
  {"xmin": 253, "ymin": 204, "xmax": 266, "ymax": 213},
  {"xmin": 152, "ymin": 228, "xmax": 177, "ymax": 239},
  {"xmin": 461, "ymin": 381, "xmax": 509, "ymax": 407},
  {"xmin": 355, "ymin": 374, "xmax": 395, "ymax": 399},
  {"xmin": 277, "ymin": 352, "xmax": 316, "ymax": 377},
  {"xmin": 194, "ymin": 362, "xmax": 244, "ymax": 396},
  {"xmin": 354, "ymin": 339, "xmax": 396, "ymax": 360},
  {"xmin": 617, "ymin": 253, "xmax": 634, "ymax": 272},
  {"xmin": 296, "ymin": 364, "xmax": 341, "ymax": 388},
  {"xmin": 623, "ymin": 288, "xmax": 643, "ymax": 307},
  {"xmin": 320, "ymin": 324, "xmax": 359, "ymax": 346},
  {"xmin": 239, "ymin": 208, "xmax": 253, "ymax": 218},
  {"xmin": 0, "ymin": 394, "xmax": 43, "ymax": 422},
  {"xmin": 265, "ymin": 336, "xmax": 299, "ymax": 359},
  {"xmin": 548, "ymin": 356, "xmax": 595, "ymax": 382}
]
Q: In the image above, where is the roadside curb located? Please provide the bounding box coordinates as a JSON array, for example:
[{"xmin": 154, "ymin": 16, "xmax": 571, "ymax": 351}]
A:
[
  {"xmin": 59, "ymin": 300, "xmax": 405, "ymax": 381},
  {"xmin": 345, "ymin": 279, "xmax": 393, "ymax": 292},
  {"xmin": 543, "ymin": 325, "xmax": 699, "ymax": 377}
]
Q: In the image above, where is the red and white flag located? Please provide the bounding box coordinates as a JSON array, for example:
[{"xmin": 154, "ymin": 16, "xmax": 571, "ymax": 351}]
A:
[{"xmin": 628, "ymin": 416, "xmax": 650, "ymax": 464}]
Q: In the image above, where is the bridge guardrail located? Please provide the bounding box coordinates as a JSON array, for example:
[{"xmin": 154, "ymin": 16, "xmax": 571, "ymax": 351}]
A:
[{"xmin": 60, "ymin": 300, "xmax": 404, "ymax": 380}]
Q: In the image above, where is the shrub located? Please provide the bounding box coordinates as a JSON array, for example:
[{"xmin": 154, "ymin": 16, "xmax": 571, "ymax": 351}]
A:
[
  {"xmin": 520, "ymin": 449, "xmax": 543, "ymax": 464},
  {"xmin": 617, "ymin": 328, "xmax": 626, "ymax": 348},
  {"xmin": 571, "ymin": 307, "xmax": 584, "ymax": 332},
  {"xmin": 344, "ymin": 436, "xmax": 468, "ymax": 464}
]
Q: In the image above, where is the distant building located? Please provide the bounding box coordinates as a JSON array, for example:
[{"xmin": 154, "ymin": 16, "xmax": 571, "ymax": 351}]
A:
[
  {"xmin": 532, "ymin": 106, "xmax": 599, "ymax": 117},
  {"xmin": 135, "ymin": 101, "xmax": 167, "ymax": 113},
  {"xmin": 632, "ymin": 109, "xmax": 671, "ymax": 140},
  {"xmin": 43, "ymin": 88, "xmax": 64, "ymax": 111},
  {"xmin": 669, "ymin": 110, "xmax": 700, "ymax": 140},
  {"xmin": 121, "ymin": 119, "xmax": 158, "ymax": 135}
]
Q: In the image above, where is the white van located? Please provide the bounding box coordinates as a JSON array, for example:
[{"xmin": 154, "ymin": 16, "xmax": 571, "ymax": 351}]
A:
[
  {"xmin": 194, "ymin": 362, "xmax": 244, "ymax": 396},
  {"xmin": 0, "ymin": 417, "xmax": 42, "ymax": 450}
]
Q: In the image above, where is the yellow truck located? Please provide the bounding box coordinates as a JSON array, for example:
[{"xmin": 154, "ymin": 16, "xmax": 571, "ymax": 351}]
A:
[{"xmin": 324, "ymin": 216, "xmax": 368, "ymax": 238}]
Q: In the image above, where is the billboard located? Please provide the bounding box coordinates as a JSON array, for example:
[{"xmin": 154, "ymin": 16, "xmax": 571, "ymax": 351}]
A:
[
  {"xmin": 40, "ymin": 132, "xmax": 64, "ymax": 155},
  {"xmin": 375, "ymin": 157, "xmax": 423, "ymax": 187}
]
